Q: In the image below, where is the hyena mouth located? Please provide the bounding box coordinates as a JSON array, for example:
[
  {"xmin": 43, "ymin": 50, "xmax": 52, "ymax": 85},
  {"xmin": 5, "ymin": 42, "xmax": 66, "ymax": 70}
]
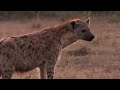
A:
[
  {"xmin": 87, "ymin": 38, "xmax": 94, "ymax": 41},
  {"xmin": 84, "ymin": 35, "xmax": 95, "ymax": 41},
  {"xmin": 88, "ymin": 36, "xmax": 95, "ymax": 41}
]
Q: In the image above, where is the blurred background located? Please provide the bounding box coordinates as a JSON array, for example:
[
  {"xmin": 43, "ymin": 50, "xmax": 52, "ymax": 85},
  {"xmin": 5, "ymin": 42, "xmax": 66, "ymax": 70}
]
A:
[
  {"xmin": 0, "ymin": 11, "xmax": 120, "ymax": 21},
  {"xmin": 0, "ymin": 11, "xmax": 120, "ymax": 79}
]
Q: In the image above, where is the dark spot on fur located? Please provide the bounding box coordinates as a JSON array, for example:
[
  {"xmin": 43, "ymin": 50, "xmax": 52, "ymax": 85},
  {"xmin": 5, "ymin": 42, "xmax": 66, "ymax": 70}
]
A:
[
  {"xmin": 8, "ymin": 44, "xmax": 15, "ymax": 50},
  {"xmin": 20, "ymin": 43, "xmax": 26, "ymax": 49},
  {"xmin": 2, "ymin": 45, "xmax": 6, "ymax": 48},
  {"xmin": 47, "ymin": 75, "xmax": 53, "ymax": 79},
  {"xmin": 36, "ymin": 55, "xmax": 40, "ymax": 59},
  {"xmin": 41, "ymin": 50, "xmax": 45, "ymax": 54},
  {"xmin": 20, "ymin": 45, "xmax": 23, "ymax": 49},
  {"xmin": 1, "ymin": 43, "xmax": 14, "ymax": 50},
  {"xmin": 3, "ymin": 64, "xmax": 5, "ymax": 67},
  {"xmin": 28, "ymin": 45, "xmax": 32, "ymax": 49},
  {"xmin": 37, "ymin": 47, "xmax": 40, "ymax": 51},
  {"xmin": 32, "ymin": 48, "xmax": 34, "ymax": 51},
  {"xmin": 22, "ymin": 43, "xmax": 26, "ymax": 47},
  {"xmin": 34, "ymin": 50, "xmax": 38, "ymax": 55},
  {"xmin": 28, "ymin": 53, "xmax": 31, "ymax": 57},
  {"xmin": 2, "ymin": 52, "xmax": 6, "ymax": 56},
  {"xmin": 47, "ymin": 71, "xmax": 53, "ymax": 74},
  {"xmin": 4, "ymin": 70, "xmax": 8, "ymax": 73},
  {"xmin": 6, "ymin": 53, "xmax": 11, "ymax": 59},
  {"xmin": 29, "ymin": 40, "xmax": 34, "ymax": 45}
]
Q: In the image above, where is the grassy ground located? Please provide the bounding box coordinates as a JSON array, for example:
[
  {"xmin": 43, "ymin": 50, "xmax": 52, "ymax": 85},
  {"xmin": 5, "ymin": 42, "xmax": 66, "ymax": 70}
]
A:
[{"xmin": 0, "ymin": 15, "xmax": 120, "ymax": 79}]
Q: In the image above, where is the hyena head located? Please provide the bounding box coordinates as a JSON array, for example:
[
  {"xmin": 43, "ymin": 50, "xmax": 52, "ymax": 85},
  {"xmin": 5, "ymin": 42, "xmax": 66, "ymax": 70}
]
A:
[{"xmin": 68, "ymin": 17, "xmax": 95, "ymax": 41}]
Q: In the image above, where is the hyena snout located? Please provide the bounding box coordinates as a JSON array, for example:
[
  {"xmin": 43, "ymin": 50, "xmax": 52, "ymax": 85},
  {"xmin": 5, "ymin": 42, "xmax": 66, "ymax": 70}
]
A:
[
  {"xmin": 87, "ymin": 34, "xmax": 95, "ymax": 41},
  {"xmin": 82, "ymin": 33, "xmax": 95, "ymax": 41},
  {"xmin": 91, "ymin": 35, "xmax": 95, "ymax": 40}
]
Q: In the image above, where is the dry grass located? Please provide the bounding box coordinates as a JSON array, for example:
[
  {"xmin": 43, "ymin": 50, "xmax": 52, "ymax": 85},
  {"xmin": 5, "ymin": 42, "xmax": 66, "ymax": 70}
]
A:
[{"xmin": 0, "ymin": 15, "xmax": 120, "ymax": 79}]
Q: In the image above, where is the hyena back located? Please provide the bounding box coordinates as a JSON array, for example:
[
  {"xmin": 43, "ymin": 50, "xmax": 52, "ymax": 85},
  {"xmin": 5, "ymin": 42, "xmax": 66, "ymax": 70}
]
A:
[{"xmin": 0, "ymin": 17, "xmax": 95, "ymax": 79}]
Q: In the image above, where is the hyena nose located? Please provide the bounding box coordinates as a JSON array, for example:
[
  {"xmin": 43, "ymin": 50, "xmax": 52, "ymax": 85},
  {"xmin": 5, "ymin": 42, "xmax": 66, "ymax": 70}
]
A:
[{"xmin": 92, "ymin": 35, "xmax": 95, "ymax": 39}]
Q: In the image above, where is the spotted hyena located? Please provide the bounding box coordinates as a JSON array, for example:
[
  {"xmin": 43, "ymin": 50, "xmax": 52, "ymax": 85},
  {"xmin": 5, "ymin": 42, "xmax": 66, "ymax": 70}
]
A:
[{"xmin": 0, "ymin": 17, "xmax": 95, "ymax": 79}]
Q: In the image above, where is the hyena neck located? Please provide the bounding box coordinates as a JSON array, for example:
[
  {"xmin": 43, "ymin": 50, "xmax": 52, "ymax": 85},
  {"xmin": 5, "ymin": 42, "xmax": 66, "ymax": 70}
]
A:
[
  {"xmin": 60, "ymin": 32, "xmax": 79, "ymax": 48},
  {"xmin": 55, "ymin": 22, "xmax": 79, "ymax": 48}
]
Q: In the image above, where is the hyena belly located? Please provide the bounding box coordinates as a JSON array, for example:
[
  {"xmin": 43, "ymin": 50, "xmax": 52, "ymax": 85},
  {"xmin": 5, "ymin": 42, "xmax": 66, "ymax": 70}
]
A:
[
  {"xmin": 12, "ymin": 35, "xmax": 61, "ymax": 73},
  {"xmin": 14, "ymin": 42, "xmax": 46, "ymax": 72},
  {"xmin": 0, "ymin": 36, "xmax": 45, "ymax": 72},
  {"xmin": 15, "ymin": 47, "xmax": 47, "ymax": 72}
]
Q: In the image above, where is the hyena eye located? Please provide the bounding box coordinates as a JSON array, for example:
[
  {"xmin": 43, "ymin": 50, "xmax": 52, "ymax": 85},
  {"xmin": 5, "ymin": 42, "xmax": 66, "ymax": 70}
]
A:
[{"xmin": 81, "ymin": 29, "xmax": 86, "ymax": 33}]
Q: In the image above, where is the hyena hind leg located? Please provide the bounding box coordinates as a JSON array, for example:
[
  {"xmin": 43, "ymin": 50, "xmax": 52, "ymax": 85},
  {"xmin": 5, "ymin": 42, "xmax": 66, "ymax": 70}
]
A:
[{"xmin": 39, "ymin": 62, "xmax": 47, "ymax": 79}]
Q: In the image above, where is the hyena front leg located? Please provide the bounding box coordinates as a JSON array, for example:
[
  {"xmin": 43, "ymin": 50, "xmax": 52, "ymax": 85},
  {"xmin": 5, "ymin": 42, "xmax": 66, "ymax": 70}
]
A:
[
  {"xmin": 47, "ymin": 65, "xmax": 55, "ymax": 79},
  {"xmin": 46, "ymin": 59, "xmax": 57, "ymax": 79},
  {"xmin": 2, "ymin": 71, "xmax": 13, "ymax": 79},
  {"xmin": 39, "ymin": 62, "xmax": 47, "ymax": 79},
  {"xmin": 40, "ymin": 60, "xmax": 57, "ymax": 79},
  {"xmin": 46, "ymin": 49, "xmax": 61, "ymax": 79},
  {"xmin": 1, "ymin": 66, "xmax": 15, "ymax": 79}
]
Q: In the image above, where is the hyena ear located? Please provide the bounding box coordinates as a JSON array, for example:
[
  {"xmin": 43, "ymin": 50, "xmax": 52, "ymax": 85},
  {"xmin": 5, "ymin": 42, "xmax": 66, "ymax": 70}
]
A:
[
  {"xmin": 68, "ymin": 21, "xmax": 79, "ymax": 32},
  {"xmin": 85, "ymin": 17, "xmax": 90, "ymax": 26}
]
